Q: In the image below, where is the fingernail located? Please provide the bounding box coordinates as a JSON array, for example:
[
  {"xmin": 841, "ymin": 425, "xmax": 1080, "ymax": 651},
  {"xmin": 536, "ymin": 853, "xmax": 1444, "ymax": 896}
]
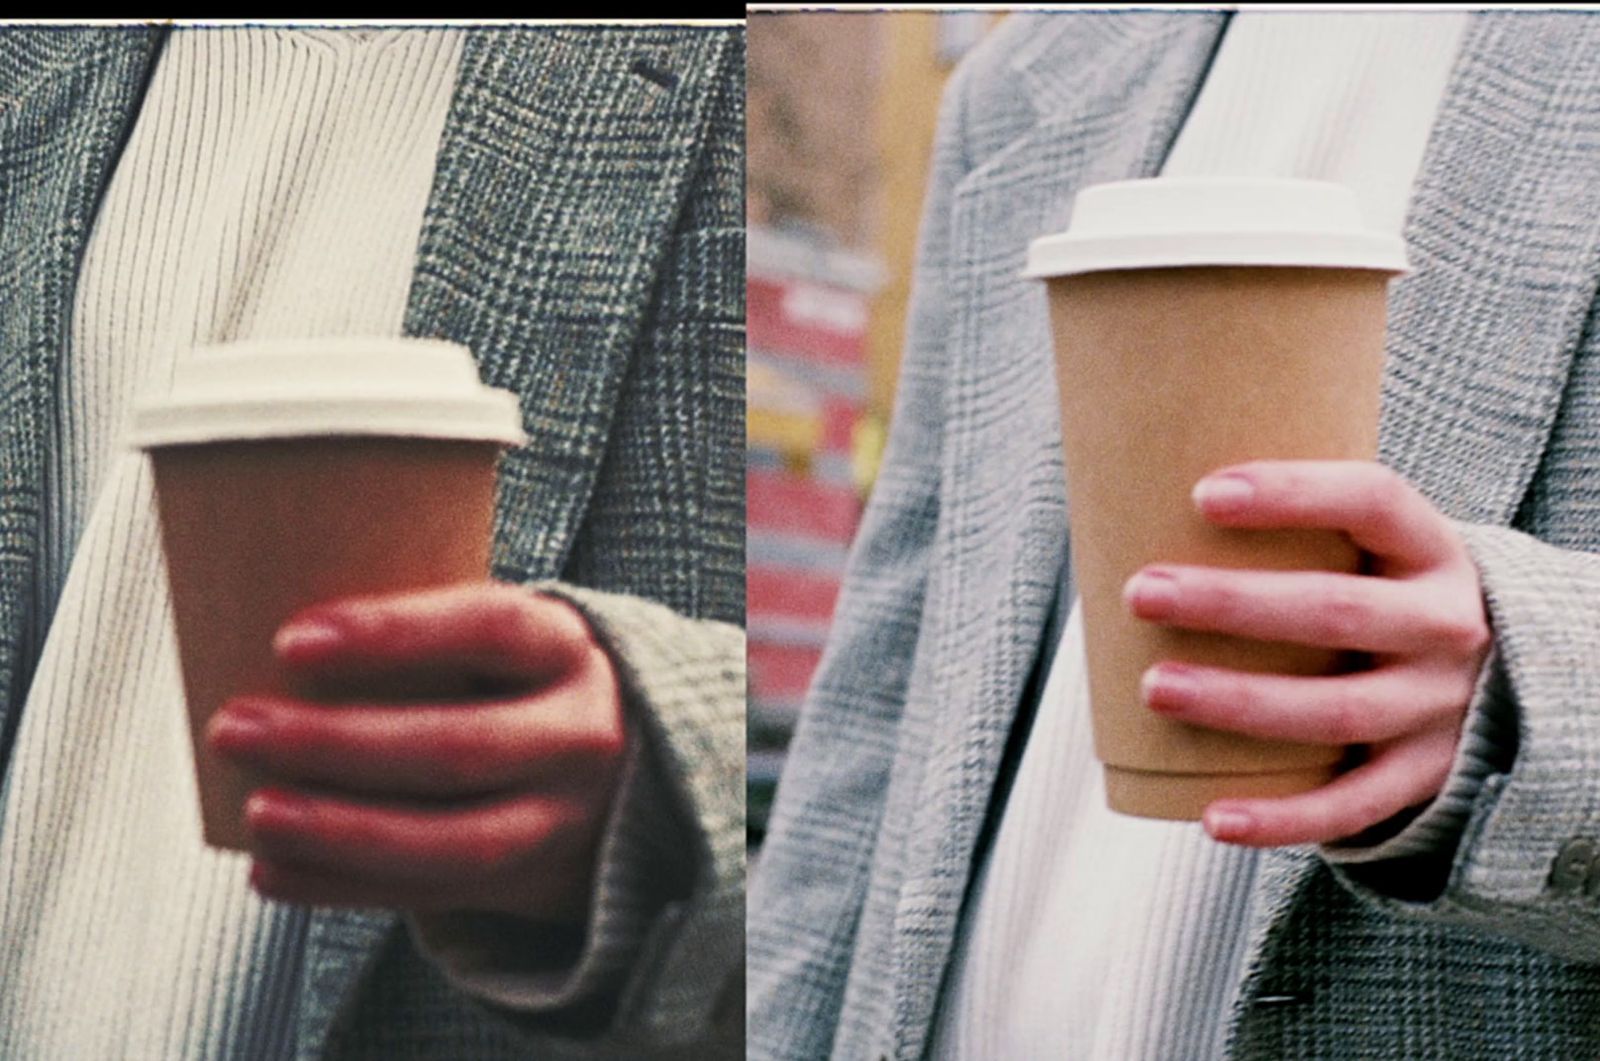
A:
[
  {"xmin": 244, "ymin": 791, "xmax": 273, "ymax": 826},
  {"xmin": 245, "ymin": 789, "xmax": 307, "ymax": 829},
  {"xmin": 1204, "ymin": 807, "xmax": 1255, "ymax": 842},
  {"xmin": 1141, "ymin": 664, "xmax": 1196, "ymax": 713},
  {"xmin": 209, "ymin": 702, "xmax": 271, "ymax": 750},
  {"xmin": 1124, "ymin": 570, "xmax": 1178, "ymax": 615},
  {"xmin": 273, "ymin": 619, "xmax": 342, "ymax": 658},
  {"xmin": 1193, "ymin": 473, "xmax": 1255, "ymax": 509}
]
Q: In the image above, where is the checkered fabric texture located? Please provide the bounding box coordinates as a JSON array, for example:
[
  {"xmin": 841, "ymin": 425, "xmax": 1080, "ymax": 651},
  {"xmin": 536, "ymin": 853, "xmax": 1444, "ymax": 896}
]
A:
[
  {"xmin": 749, "ymin": 12, "xmax": 1600, "ymax": 1060},
  {"xmin": 0, "ymin": 24, "xmax": 744, "ymax": 1061}
]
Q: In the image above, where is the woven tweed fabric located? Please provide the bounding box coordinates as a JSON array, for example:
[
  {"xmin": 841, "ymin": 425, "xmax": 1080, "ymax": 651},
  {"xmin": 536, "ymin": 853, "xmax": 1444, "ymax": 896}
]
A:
[
  {"xmin": 327, "ymin": 29, "xmax": 747, "ymax": 1056},
  {"xmin": 402, "ymin": 28, "xmax": 745, "ymax": 631},
  {"xmin": 749, "ymin": 12, "xmax": 1600, "ymax": 1061},
  {"xmin": 0, "ymin": 24, "xmax": 745, "ymax": 1061},
  {"xmin": 327, "ymin": 585, "xmax": 745, "ymax": 1061},
  {"xmin": 0, "ymin": 28, "xmax": 161, "ymax": 782}
]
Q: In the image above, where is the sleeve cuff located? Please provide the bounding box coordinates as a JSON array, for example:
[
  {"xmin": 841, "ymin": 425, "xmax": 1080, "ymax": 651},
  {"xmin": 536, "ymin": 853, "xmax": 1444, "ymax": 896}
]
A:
[
  {"xmin": 407, "ymin": 723, "xmax": 693, "ymax": 1014},
  {"xmin": 408, "ymin": 581, "xmax": 744, "ymax": 1050},
  {"xmin": 407, "ymin": 584, "xmax": 703, "ymax": 1017},
  {"xmin": 1322, "ymin": 643, "xmax": 1517, "ymax": 866}
]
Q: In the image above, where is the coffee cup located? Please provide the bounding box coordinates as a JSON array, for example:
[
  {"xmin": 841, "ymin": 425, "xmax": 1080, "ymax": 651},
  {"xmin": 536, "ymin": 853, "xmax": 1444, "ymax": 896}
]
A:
[
  {"xmin": 1025, "ymin": 178, "xmax": 1408, "ymax": 820},
  {"xmin": 130, "ymin": 337, "xmax": 525, "ymax": 850}
]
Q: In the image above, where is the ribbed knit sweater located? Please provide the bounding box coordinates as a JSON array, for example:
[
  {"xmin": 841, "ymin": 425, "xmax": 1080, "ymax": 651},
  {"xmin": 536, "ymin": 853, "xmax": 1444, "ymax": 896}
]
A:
[{"xmin": 0, "ymin": 28, "xmax": 463, "ymax": 1059}]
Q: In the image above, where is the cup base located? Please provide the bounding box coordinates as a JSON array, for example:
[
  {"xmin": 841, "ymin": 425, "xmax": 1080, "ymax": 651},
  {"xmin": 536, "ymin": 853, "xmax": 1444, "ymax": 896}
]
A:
[{"xmin": 1103, "ymin": 763, "xmax": 1337, "ymax": 822}]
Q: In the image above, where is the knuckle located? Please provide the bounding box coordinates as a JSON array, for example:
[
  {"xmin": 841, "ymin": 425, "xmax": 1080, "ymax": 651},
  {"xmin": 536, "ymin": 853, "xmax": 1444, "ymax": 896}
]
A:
[
  {"xmin": 556, "ymin": 599, "xmax": 596, "ymax": 643},
  {"xmin": 1314, "ymin": 583, "xmax": 1372, "ymax": 644},
  {"xmin": 1204, "ymin": 575, "xmax": 1250, "ymax": 625},
  {"xmin": 1316, "ymin": 784, "xmax": 1390, "ymax": 840},
  {"xmin": 1370, "ymin": 465, "xmax": 1409, "ymax": 509},
  {"xmin": 268, "ymin": 711, "xmax": 327, "ymax": 761},
  {"xmin": 473, "ymin": 596, "xmax": 533, "ymax": 659},
  {"xmin": 462, "ymin": 821, "xmax": 521, "ymax": 877},
  {"xmin": 1213, "ymin": 671, "xmax": 1273, "ymax": 729},
  {"xmin": 579, "ymin": 710, "xmax": 627, "ymax": 765},
  {"xmin": 1322, "ymin": 694, "xmax": 1367, "ymax": 745},
  {"xmin": 1424, "ymin": 683, "xmax": 1465, "ymax": 723},
  {"xmin": 1271, "ymin": 464, "xmax": 1309, "ymax": 504},
  {"xmin": 1440, "ymin": 612, "xmax": 1491, "ymax": 656},
  {"xmin": 331, "ymin": 809, "xmax": 387, "ymax": 854},
  {"xmin": 480, "ymin": 591, "xmax": 594, "ymax": 666},
  {"xmin": 465, "ymin": 809, "xmax": 548, "ymax": 879},
  {"xmin": 1207, "ymin": 670, "xmax": 1251, "ymax": 718},
  {"xmin": 540, "ymin": 599, "xmax": 600, "ymax": 662},
  {"xmin": 579, "ymin": 641, "xmax": 623, "ymax": 699}
]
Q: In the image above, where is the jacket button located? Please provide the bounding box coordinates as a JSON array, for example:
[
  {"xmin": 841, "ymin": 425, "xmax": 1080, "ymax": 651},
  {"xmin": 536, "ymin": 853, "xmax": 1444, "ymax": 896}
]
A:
[{"xmin": 1550, "ymin": 838, "xmax": 1597, "ymax": 895}]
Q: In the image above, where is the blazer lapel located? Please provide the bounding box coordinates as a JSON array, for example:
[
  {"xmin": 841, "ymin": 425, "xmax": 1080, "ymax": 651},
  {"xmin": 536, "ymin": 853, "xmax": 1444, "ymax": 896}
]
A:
[
  {"xmin": 0, "ymin": 28, "xmax": 162, "ymax": 772},
  {"xmin": 1377, "ymin": 13, "xmax": 1600, "ymax": 524},
  {"xmin": 882, "ymin": 14, "xmax": 1228, "ymax": 1053},
  {"xmin": 296, "ymin": 27, "xmax": 733, "ymax": 1058},
  {"xmin": 1234, "ymin": 7, "xmax": 1600, "ymax": 1036},
  {"xmin": 401, "ymin": 27, "xmax": 732, "ymax": 586}
]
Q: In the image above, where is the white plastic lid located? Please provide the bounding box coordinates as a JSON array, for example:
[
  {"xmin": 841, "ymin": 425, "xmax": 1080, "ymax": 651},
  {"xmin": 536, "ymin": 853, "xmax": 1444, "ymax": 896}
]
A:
[
  {"xmin": 129, "ymin": 337, "xmax": 527, "ymax": 448},
  {"xmin": 1024, "ymin": 177, "xmax": 1409, "ymax": 279}
]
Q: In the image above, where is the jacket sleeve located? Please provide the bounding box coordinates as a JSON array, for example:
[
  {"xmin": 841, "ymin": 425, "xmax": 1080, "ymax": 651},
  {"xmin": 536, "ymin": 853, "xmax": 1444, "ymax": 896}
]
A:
[
  {"xmin": 406, "ymin": 29, "xmax": 749, "ymax": 1057},
  {"xmin": 1328, "ymin": 526, "xmax": 1600, "ymax": 963},
  {"xmin": 744, "ymin": 58, "xmax": 977, "ymax": 1061},
  {"xmin": 409, "ymin": 585, "xmax": 746, "ymax": 1059},
  {"xmin": 1330, "ymin": 289, "xmax": 1600, "ymax": 962}
]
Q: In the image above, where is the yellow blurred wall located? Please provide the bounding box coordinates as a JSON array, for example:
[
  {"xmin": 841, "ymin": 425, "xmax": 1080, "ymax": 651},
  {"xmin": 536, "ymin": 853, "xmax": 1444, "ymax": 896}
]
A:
[{"xmin": 866, "ymin": 13, "xmax": 1002, "ymax": 422}]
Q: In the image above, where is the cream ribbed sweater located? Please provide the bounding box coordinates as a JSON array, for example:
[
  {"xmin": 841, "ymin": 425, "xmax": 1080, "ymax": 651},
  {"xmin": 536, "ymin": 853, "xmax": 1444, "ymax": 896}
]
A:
[{"xmin": 0, "ymin": 28, "xmax": 462, "ymax": 1059}]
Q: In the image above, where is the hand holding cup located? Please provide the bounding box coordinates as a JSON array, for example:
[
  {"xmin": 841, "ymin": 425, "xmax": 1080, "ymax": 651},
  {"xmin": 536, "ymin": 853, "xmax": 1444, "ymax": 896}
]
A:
[
  {"xmin": 133, "ymin": 338, "xmax": 532, "ymax": 851},
  {"xmin": 1125, "ymin": 459, "xmax": 1491, "ymax": 847},
  {"xmin": 1029, "ymin": 178, "xmax": 1414, "ymax": 819},
  {"xmin": 207, "ymin": 582, "xmax": 626, "ymax": 923}
]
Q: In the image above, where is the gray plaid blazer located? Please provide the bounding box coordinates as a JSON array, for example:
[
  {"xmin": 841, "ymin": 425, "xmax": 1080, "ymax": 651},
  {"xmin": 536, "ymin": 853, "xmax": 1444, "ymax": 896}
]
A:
[
  {"xmin": 750, "ymin": 12, "xmax": 1600, "ymax": 1060},
  {"xmin": 0, "ymin": 26, "xmax": 744, "ymax": 1060}
]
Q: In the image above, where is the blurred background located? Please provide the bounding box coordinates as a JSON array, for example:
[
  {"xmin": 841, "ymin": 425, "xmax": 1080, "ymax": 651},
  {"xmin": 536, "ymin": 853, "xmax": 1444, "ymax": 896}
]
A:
[{"xmin": 746, "ymin": 10, "xmax": 1002, "ymax": 848}]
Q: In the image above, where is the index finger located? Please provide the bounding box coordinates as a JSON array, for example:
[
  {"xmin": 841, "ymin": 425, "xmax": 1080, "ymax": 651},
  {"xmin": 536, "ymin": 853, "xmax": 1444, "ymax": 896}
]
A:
[
  {"xmin": 273, "ymin": 582, "xmax": 595, "ymax": 687},
  {"xmin": 1192, "ymin": 460, "xmax": 1459, "ymax": 572},
  {"xmin": 208, "ymin": 689, "xmax": 621, "ymax": 798}
]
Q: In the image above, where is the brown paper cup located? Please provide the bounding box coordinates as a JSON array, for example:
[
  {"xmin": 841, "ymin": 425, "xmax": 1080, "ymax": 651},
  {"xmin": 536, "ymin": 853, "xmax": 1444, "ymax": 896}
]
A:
[
  {"xmin": 133, "ymin": 337, "xmax": 524, "ymax": 851},
  {"xmin": 150, "ymin": 437, "xmax": 501, "ymax": 850},
  {"xmin": 1048, "ymin": 265, "xmax": 1390, "ymax": 820}
]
